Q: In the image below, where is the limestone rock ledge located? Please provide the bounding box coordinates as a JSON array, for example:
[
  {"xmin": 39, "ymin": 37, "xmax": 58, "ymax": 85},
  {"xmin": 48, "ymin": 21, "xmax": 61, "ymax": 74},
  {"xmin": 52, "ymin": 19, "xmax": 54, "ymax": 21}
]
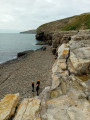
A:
[
  {"xmin": 14, "ymin": 97, "xmax": 41, "ymax": 120},
  {"xmin": 40, "ymin": 31, "xmax": 90, "ymax": 120},
  {"xmin": 0, "ymin": 93, "xmax": 19, "ymax": 120},
  {"xmin": 69, "ymin": 32, "xmax": 90, "ymax": 75},
  {"xmin": 45, "ymin": 91, "xmax": 90, "ymax": 120}
]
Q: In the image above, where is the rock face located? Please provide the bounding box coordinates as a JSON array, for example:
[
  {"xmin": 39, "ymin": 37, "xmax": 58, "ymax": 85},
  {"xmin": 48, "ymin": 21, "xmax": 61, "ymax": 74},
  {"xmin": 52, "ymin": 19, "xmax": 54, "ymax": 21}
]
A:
[
  {"xmin": 39, "ymin": 30, "xmax": 90, "ymax": 120},
  {"xmin": 45, "ymin": 91, "xmax": 90, "ymax": 120},
  {"xmin": 58, "ymin": 43, "xmax": 69, "ymax": 59},
  {"xmin": 36, "ymin": 32, "xmax": 53, "ymax": 41},
  {"xmin": 36, "ymin": 13, "xmax": 90, "ymax": 41},
  {"xmin": 69, "ymin": 31, "xmax": 90, "ymax": 75},
  {"xmin": 52, "ymin": 31, "xmax": 77, "ymax": 49},
  {"xmin": 14, "ymin": 97, "xmax": 41, "ymax": 120},
  {"xmin": 51, "ymin": 43, "xmax": 70, "ymax": 90},
  {"xmin": 0, "ymin": 93, "xmax": 19, "ymax": 120}
]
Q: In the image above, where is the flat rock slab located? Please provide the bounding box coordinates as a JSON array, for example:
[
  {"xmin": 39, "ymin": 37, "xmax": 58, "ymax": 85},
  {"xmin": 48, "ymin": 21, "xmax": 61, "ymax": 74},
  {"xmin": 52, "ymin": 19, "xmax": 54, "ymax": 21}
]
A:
[
  {"xmin": 0, "ymin": 93, "xmax": 19, "ymax": 120},
  {"xmin": 70, "ymin": 52, "xmax": 90, "ymax": 74},
  {"xmin": 44, "ymin": 91, "xmax": 90, "ymax": 120},
  {"xmin": 14, "ymin": 97, "xmax": 41, "ymax": 120}
]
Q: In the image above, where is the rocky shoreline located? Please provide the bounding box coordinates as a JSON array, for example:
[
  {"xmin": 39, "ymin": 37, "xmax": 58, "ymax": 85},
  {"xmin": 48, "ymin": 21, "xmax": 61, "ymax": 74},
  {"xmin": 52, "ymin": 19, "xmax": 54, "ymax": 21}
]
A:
[
  {"xmin": 0, "ymin": 47, "xmax": 45, "ymax": 68},
  {"xmin": 0, "ymin": 46, "xmax": 55, "ymax": 98},
  {"xmin": 0, "ymin": 30, "xmax": 90, "ymax": 120}
]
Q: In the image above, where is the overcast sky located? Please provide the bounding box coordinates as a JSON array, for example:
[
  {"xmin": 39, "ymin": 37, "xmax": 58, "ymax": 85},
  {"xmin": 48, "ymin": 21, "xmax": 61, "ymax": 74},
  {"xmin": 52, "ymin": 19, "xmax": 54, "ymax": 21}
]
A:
[{"xmin": 0, "ymin": 0, "xmax": 90, "ymax": 32}]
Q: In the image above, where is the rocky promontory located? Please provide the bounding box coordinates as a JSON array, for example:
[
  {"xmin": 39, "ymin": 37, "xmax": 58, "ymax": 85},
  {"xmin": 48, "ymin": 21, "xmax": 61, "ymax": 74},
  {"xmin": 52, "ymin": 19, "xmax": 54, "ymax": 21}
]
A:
[
  {"xmin": 36, "ymin": 13, "xmax": 90, "ymax": 50},
  {"xmin": 20, "ymin": 29, "xmax": 36, "ymax": 34}
]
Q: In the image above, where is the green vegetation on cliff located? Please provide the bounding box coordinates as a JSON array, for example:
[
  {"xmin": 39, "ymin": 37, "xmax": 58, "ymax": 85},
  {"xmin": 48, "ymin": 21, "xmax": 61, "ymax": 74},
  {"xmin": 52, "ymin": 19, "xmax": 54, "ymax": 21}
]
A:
[
  {"xmin": 61, "ymin": 13, "xmax": 90, "ymax": 31},
  {"xmin": 37, "ymin": 13, "xmax": 90, "ymax": 33}
]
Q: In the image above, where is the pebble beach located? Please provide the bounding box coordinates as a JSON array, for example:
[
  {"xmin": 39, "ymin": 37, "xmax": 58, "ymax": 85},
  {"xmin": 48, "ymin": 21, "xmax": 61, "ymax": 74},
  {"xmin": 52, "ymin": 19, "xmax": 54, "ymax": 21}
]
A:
[{"xmin": 0, "ymin": 46, "xmax": 55, "ymax": 100}]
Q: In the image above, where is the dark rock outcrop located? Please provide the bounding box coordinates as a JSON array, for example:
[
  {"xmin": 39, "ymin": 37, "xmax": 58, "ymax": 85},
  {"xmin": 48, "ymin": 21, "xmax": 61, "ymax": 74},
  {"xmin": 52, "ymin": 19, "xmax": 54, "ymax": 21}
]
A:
[
  {"xmin": 17, "ymin": 50, "xmax": 33, "ymax": 57},
  {"xmin": 52, "ymin": 48, "xmax": 56, "ymax": 55},
  {"xmin": 36, "ymin": 42, "xmax": 48, "ymax": 45},
  {"xmin": 36, "ymin": 32, "xmax": 53, "ymax": 41},
  {"xmin": 36, "ymin": 32, "xmax": 44, "ymax": 41}
]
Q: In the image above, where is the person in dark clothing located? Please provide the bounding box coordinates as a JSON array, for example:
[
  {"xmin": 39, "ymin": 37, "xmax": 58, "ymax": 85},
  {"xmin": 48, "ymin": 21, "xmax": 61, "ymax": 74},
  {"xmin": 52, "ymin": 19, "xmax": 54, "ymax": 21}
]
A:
[
  {"xmin": 41, "ymin": 46, "xmax": 46, "ymax": 51},
  {"xmin": 37, "ymin": 80, "xmax": 40, "ymax": 85},
  {"xmin": 43, "ymin": 46, "xmax": 46, "ymax": 51},
  {"xmin": 36, "ymin": 84, "xmax": 39, "ymax": 96},
  {"xmin": 76, "ymin": 30, "xmax": 79, "ymax": 34},
  {"xmin": 32, "ymin": 81, "xmax": 34, "ymax": 92},
  {"xmin": 37, "ymin": 80, "xmax": 40, "ymax": 89}
]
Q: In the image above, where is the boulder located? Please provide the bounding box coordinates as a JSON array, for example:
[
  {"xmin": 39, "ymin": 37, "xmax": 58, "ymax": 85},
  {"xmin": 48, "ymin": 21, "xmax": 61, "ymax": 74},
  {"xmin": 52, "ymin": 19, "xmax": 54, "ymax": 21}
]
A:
[
  {"xmin": 70, "ymin": 52, "xmax": 90, "ymax": 74},
  {"xmin": 52, "ymin": 74, "xmax": 61, "ymax": 90},
  {"xmin": 0, "ymin": 93, "xmax": 19, "ymax": 120},
  {"xmin": 58, "ymin": 44, "xmax": 69, "ymax": 59},
  {"xmin": 52, "ymin": 64, "xmax": 58, "ymax": 74},
  {"xmin": 69, "ymin": 39, "xmax": 90, "ymax": 51},
  {"xmin": 73, "ymin": 47, "xmax": 90, "ymax": 59},
  {"xmin": 39, "ymin": 86, "xmax": 51, "ymax": 100},
  {"xmin": 68, "ymin": 32, "xmax": 90, "ymax": 75},
  {"xmin": 58, "ymin": 59, "xmax": 67, "ymax": 70},
  {"xmin": 14, "ymin": 97, "xmax": 41, "ymax": 120},
  {"xmin": 17, "ymin": 50, "xmax": 33, "ymax": 57}
]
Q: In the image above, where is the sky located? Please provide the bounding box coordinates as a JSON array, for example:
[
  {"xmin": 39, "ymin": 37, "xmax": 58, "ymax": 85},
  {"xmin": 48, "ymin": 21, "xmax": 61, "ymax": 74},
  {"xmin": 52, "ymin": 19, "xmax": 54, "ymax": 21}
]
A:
[{"xmin": 0, "ymin": 0, "xmax": 90, "ymax": 32}]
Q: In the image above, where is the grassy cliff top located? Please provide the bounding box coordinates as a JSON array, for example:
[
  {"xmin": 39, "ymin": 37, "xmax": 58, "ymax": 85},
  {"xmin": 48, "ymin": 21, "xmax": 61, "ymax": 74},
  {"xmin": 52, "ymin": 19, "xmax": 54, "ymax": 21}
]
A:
[{"xmin": 37, "ymin": 13, "xmax": 90, "ymax": 33}]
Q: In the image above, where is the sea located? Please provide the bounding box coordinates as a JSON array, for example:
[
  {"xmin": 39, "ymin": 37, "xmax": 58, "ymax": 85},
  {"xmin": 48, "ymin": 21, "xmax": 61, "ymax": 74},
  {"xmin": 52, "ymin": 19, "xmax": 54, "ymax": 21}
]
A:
[{"xmin": 0, "ymin": 33, "xmax": 42, "ymax": 64}]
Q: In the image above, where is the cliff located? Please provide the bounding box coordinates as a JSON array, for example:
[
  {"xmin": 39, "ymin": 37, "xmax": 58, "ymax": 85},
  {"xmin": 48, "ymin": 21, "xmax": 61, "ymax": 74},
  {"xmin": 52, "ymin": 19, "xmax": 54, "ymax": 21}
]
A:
[{"xmin": 36, "ymin": 13, "xmax": 90, "ymax": 40}]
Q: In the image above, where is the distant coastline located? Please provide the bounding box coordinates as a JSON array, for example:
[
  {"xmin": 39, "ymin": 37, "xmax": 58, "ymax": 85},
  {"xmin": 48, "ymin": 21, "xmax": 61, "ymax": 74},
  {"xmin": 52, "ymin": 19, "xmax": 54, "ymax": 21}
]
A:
[{"xmin": 20, "ymin": 29, "xmax": 36, "ymax": 34}]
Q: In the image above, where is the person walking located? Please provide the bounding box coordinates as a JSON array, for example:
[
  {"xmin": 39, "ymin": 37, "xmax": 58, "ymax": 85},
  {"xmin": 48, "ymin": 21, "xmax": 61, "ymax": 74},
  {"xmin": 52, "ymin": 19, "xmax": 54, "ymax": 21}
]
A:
[
  {"xmin": 32, "ymin": 81, "xmax": 34, "ymax": 92},
  {"xmin": 36, "ymin": 84, "xmax": 39, "ymax": 96}
]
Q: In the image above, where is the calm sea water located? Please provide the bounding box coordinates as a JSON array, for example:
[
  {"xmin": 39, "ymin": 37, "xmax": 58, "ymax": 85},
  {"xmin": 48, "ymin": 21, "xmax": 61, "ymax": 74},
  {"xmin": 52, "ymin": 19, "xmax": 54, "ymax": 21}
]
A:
[{"xmin": 0, "ymin": 33, "xmax": 42, "ymax": 64}]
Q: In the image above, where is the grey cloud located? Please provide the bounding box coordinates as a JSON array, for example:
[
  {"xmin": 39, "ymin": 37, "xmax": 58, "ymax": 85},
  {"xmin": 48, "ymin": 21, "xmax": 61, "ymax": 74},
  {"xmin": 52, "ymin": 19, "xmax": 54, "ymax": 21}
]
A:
[{"xmin": 0, "ymin": 0, "xmax": 90, "ymax": 32}]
